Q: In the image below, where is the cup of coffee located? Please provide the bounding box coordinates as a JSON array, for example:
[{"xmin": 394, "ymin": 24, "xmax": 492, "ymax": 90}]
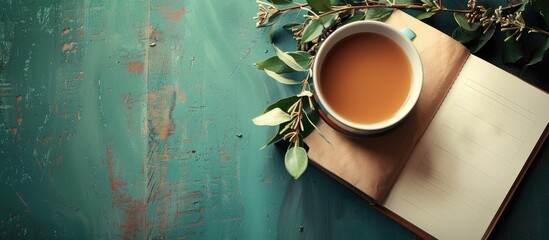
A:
[{"xmin": 312, "ymin": 21, "xmax": 422, "ymax": 136}]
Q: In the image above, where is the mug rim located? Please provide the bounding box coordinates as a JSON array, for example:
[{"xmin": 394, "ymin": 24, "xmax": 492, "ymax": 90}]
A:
[{"xmin": 312, "ymin": 20, "xmax": 423, "ymax": 134}]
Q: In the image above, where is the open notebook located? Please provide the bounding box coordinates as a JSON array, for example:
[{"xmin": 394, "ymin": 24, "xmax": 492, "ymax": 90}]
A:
[{"xmin": 304, "ymin": 10, "xmax": 549, "ymax": 240}]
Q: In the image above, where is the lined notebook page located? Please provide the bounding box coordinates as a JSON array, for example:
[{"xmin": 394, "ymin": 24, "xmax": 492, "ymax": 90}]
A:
[{"xmin": 383, "ymin": 55, "xmax": 549, "ymax": 240}]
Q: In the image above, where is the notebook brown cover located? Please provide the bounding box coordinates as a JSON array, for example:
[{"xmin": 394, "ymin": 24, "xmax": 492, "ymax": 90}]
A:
[
  {"xmin": 304, "ymin": 10, "xmax": 470, "ymax": 202},
  {"xmin": 304, "ymin": 9, "xmax": 549, "ymax": 239}
]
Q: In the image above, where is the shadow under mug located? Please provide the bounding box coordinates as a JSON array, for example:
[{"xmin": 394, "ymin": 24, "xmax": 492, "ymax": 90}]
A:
[{"xmin": 312, "ymin": 21, "xmax": 423, "ymax": 137}]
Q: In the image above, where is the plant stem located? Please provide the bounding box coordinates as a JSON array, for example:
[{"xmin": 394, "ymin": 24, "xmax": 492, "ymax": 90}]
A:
[
  {"xmin": 278, "ymin": 3, "xmax": 308, "ymax": 13},
  {"xmin": 495, "ymin": 1, "xmax": 524, "ymax": 11},
  {"xmin": 294, "ymin": 99, "xmax": 303, "ymax": 133},
  {"xmin": 525, "ymin": 26, "xmax": 549, "ymax": 36},
  {"xmin": 317, "ymin": 1, "xmax": 525, "ymax": 18},
  {"xmin": 317, "ymin": 4, "xmax": 425, "ymax": 18},
  {"xmin": 286, "ymin": 98, "xmax": 303, "ymax": 144},
  {"xmin": 300, "ymin": 57, "xmax": 315, "ymax": 92},
  {"xmin": 276, "ymin": 1, "xmax": 526, "ymax": 18}
]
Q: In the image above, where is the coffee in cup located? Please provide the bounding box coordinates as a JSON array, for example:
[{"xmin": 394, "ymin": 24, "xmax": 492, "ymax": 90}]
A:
[{"xmin": 313, "ymin": 21, "xmax": 422, "ymax": 136}]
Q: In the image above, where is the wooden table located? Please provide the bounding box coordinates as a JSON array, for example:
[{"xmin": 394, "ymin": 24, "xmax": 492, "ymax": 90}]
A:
[{"xmin": 1, "ymin": 1, "xmax": 547, "ymax": 239}]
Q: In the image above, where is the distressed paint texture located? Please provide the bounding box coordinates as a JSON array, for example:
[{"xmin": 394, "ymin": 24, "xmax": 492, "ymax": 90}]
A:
[{"xmin": 0, "ymin": 0, "xmax": 548, "ymax": 240}]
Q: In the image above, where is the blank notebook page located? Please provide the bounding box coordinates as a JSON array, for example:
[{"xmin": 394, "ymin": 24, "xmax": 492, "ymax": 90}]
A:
[{"xmin": 383, "ymin": 55, "xmax": 549, "ymax": 240}]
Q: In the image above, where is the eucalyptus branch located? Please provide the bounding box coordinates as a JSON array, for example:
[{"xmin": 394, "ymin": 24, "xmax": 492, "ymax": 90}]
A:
[
  {"xmin": 282, "ymin": 68, "xmax": 313, "ymax": 145},
  {"xmin": 301, "ymin": 60, "xmax": 314, "ymax": 91},
  {"xmin": 317, "ymin": 4, "xmax": 425, "ymax": 18},
  {"xmin": 317, "ymin": 1, "xmax": 525, "ymax": 18},
  {"xmin": 253, "ymin": 0, "xmax": 549, "ymax": 179},
  {"xmin": 271, "ymin": 0, "xmax": 526, "ymax": 19},
  {"xmin": 481, "ymin": 7, "xmax": 549, "ymax": 39}
]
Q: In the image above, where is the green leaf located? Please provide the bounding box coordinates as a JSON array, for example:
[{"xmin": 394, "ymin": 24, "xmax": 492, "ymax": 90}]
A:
[
  {"xmin": 302, "ymin": 108, "xmax": 329, "ymax": 145},
  {"xmin": 364, "ymin": 8, "xmax": 393, "ymax": 21},
  {"xmin": 259, "ymin": 96, "xmax": 300, "ymax": 149},
  {"xmin": 307, "ymin": 0, "xmax": 331, "ymax": 12},
  {"xmin": 330, "ymin": 0, "xmax": 342, "ymax": 5},
  {"xmin": 342, "ymin": 10, "xmax": 365, "ymax": 24},
  {"xmin": 273, "ymin": 45, "xmax": 307, "ymax": 71},
  {"xmin": 255, "ymin": 52, "xmax": 312, "ymax": 73},
  {"xmin": 452, "ymin": 27, "xmax": 482, "ymax": 44},
  {"xmin": 420, "ymin": 0, "xmax": 434, "ymax": 7},
  {"xmin": 467, "ymin": 25, "xmax": 496, "ymax": 53},
  {"xmin": 526, "ymin": 38, "xmax": 549, "ymax": 66},
  {"xmin": 268, "ymin": 0, "xmax": 293, "ymax": 5},
  {"xmin": 283, "ymin": 23, "xmax": 301, "ymax": 29},
  {"xmin": 259, "ymin": 94, "xmax": 320, "ymax": 149},
  {"xmin": 301, "ymin": 19, "xmax": 324, "ymax": 43},
  {"xmin": 301, "ymin": 97, "xmax": 320, "ymax": 138},
  {"xmin": 262, "ymin": 96, "xmax": 300, "ymax": 114},
  {"xmin": 502, "ymin": 32, "xmax": 524, "ymax": 64},
  {"xmin": 297, "ymin": 90, "xmax": 313, "ymax": 97},
  {"xmin": 269, "ymin": 21, "xmax": 278, "ymax": 43},
  {"xmin": 319, "ymin": 12, "xmax": 339, "ymax": 28},
  {"xmin": 264, "ymin": 69, "xmax": 302, "ymax": 85},
  {"xmin": 285, "ymin": 146, "xmax": 308, "ymax": 179},
  {"xmin": 483, "ymin": 8, "xmax": 495, "ymax": 18},
  {"xmin": 301, "ymin": 104, "xmax": 321, "ymax": 139},
  {"xmin": 532, "ymin": 0, "xmax": 549, "ymax": 27},
  {"xmin": 261, "ymin": 129, "xmax": 285, "ymax": 149},
  {"xmin": 416, "ymin": 12, "xmax": 435, "ymax": 20},
  {"xmin": 300, "ymin": 13, "xmax": 338, "ymax": 43},
  {"xmin": 257, "ymin": 12, "xmax": 282, "ymax": 28},
  {"xmin": 518, "ymin": 0, "xmax": 530, "ymax": 12},
  {"xmin": 252, "ymin": 107, "xmax": 292, "ymax": 126},
  {"xmin": 453, "ymin": 13, "xmax": 480, "ymax": 31}
]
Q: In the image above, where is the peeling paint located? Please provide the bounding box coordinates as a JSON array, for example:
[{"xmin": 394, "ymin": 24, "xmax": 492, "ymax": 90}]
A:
[
  {"xmin": 122, "ymin": 93, "xmax": 135, "ymax": 110},
  {"xmin": 201, "ymin": 119, "xmax": 211, "ymax": 137},
  {"xmin": 220, "ymin": 148, "xmax": 230, "ymax": 162},
  {"xmin": 106, "ymin": 147, "xmax": 146, "ymax": 239},
  {"xmin": 1, "ymin": 1, "xmax": 255, "ymax": 239},
  {"xmin": 148, "ymin": 27, "xmax": 162, "ymax": 42},
  {"xmin": 164, "ymin": 8, "xmax": 186, "ymax": 20},
  {"xmin": 263, "ymin": 175, "xmax": 273, "ymax": 185},
  {"xmin": 176, "ymin": 85, "xmax": 186, "ymax": 104},
  {"xmin": 107, "ymin": 147, "xmax": 126, "ymax": 204},
  {"xmin": 147, "ymin": 85, "xmax": 179, "ymax": 140},
  {"xmin": 127, "ymin": 61, "xmax": 144, "ymax": 73},
  {"xmin": 56, "ymin": 154, "xmax": 64, "ymax": 167},
  {"xmin": 62, "ymin": 27, "xmax": 71, "ymax": 35},
  {"xmin": 180, "ymin": 207, "xmax": 205, "ymax": 215},
  {"xmin": 61, "ymin": 42, "xmax": 75, "ymax": 52},
  {"xmin": 119, "ymin": 201, "xmax": 146, "ymax": 240}
]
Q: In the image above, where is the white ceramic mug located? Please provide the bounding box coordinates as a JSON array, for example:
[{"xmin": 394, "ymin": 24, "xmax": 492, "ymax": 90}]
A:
[{"xmin": 312, "ymin": 21, "xmax": 423, "ymax": 136}]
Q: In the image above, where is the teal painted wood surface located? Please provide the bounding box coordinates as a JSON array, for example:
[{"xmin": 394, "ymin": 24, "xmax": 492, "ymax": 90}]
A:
[{"xmin": 0, "ymin": 0, "xmax": 547, "ymax": 239}]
